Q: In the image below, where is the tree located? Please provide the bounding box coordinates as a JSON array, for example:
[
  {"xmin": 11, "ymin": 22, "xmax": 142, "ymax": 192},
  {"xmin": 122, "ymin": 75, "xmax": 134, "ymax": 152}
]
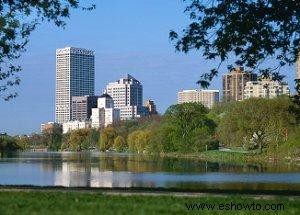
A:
[
  {"xmin": 293, "ymin": 79, "xmax": 300, "ymax": 122},
  {"xmin": 217, "ymin": 97, "xmax": 297, "ymax": 152},
  {"xmin": 0, "ymin": 1, "xmax": 95, "ymax": 100},
  {"xmin": 163, "ymin": 103, "xmax": 217, "ymax": 152},
  {"xmin": 127, "ymin": 130, "xmax": 141, "ymax": 152},
  {"xmin": 0, "ymin": 135, "xmax": 21, "ymax": 152},
  {"xmin": 113, "ymin": 136, "xmax": 126, "ymax": 152},
  {"xmin": 170, "ymin": 1, "xmax": 300, "ymax": 89},
  {"xmin": 135, "ymin": 130, "xmax": 151, "ymax": 153},
  {"xmin": 99, "ymin": 127, "xmax": 117, "ymax": 151},
  {"xmin": 64, "ymin": 129, "xmax": 90, "ymax": 151},
  {"xmin": 42, "ymin": 125, "xmax": 62, "ymax": 150},
  {"xmin": 127, "ymin": 130, "xmax": 152, "ymax": 153}
]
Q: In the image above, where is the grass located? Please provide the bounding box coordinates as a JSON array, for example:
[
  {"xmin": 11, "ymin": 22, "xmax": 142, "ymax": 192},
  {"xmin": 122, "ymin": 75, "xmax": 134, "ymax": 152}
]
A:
[
  {"xmin": 0, "ymin": 191, "xmax": 299, "ymax": 215},
  {"xmin": 161, "ymin": 150, "xmax": 265, "ymax": 164},
  {"xmin": 161, "ymin": 149, "xmax": 300, "ymax": 165}
]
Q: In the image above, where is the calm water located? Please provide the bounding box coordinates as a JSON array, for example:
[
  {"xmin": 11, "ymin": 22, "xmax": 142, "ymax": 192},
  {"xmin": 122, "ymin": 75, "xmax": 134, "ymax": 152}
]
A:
[{"xmin": 0, "ymin": 151, "xmax": 299, "ymax": 190}]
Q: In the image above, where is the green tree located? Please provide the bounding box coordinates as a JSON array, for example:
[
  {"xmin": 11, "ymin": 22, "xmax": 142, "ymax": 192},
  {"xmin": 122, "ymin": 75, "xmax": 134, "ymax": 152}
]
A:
[
  {"xmin": 127, "ymin": 130, "xmax": 141, "ymax": 152},
  {"xmin": 64, "ymin": 129, "xmax": 91, "ymax": 151},
  {"xmin": 163, "ymin": 103, "xmax": 216, "ymax": 152},
  {"xmin": 217, "ymin": 97, "xmax": 296, "ymax": 153},
  {"xmin": 0, "ymin": 1, "xmax": 95, "ymax": 100},
  {"xmin": 113, "ymin": 136, "xmax": 126, "ymax": 152},
  {"xmin": 42, "ymin": 126, "xmax": 63, "ymax": 150},
  {"xmin": 146, "ymin": 129, "xmax": 164, "ymax": 154},
  {"xmin": 170, "ymin": 1, "xmax": 300, "ymax": 89},
  {"xmin": 99, "ymin": 127, "xmax": 117, "ymax": 151},
  {"xmin": 15, "ymin": 135, "xmax": 30, "ymax": 150},
  {"xmin": 135, "ymin": 130, "xmax": 151, "ymax": 153},
  {"xmin": 0, "ymin": 135, "xmax": 21, "ymax": 152}
]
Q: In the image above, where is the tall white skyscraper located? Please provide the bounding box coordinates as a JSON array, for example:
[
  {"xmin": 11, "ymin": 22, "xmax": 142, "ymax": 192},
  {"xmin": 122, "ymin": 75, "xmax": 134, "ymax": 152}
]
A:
[
  {"xmin": 106, "ymin": 74, "xmax": 145, "ymax": 120},
  {"xmin": 55, "ymin": 47, "xmax": 95, "ymax": 124}
]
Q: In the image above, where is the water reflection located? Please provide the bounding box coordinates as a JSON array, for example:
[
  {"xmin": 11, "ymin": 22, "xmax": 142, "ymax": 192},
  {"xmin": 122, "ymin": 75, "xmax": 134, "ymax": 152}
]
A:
[{"xmin": 0, "ymin": 152, "xmax": 299, "ymax": 190}]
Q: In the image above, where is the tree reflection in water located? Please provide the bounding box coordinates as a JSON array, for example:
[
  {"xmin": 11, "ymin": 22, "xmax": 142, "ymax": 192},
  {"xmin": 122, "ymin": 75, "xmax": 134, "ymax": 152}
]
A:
[{"xmin": 0, "ymin": 152, "xmax": 299, "ymax": 189}]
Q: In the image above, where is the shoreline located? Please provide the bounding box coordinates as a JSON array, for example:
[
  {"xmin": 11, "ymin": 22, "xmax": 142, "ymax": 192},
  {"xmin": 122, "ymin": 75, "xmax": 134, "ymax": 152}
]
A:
[
  {"xmin": 3, "ymin": 149, "xmax": 300, "ymax": 165},
  {"xmin": 0, "ymin": 185, "xmax": 300, "ymax": 197},
  {"xmin": 158, "ymin": 150, "xmax": 300, "ymax": 165},
  {"xmin": 0, "ymin": 185, "xmax": 300, "ymax": 198}
]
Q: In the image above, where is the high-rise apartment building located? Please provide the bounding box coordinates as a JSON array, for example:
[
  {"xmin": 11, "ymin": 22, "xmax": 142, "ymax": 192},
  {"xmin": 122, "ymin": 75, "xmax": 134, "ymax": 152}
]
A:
[
  {"xmin": 177, "ymin": 89, "xmax": 219, "ymax": 109},
  {"xmin": 71, "ymin": 96, "xmax": 99, "ymax": 121},
  {"xmin": 55, "ymin": 47, "xmax": 95, "ymax": 124},
  {"xmin": 106, "ymin": 74, "xmax": 146, "ymax": 120},
  {"xmin": 144, "ymin": 100, "xmax": 158, "ymax": 115},
  {"xmin": 244, "ymin": 77, "xmax": 290, "ymax": 99},
  {"xmin": 222, "ymin": 67, "xmax": 257, "ymax": 102}
]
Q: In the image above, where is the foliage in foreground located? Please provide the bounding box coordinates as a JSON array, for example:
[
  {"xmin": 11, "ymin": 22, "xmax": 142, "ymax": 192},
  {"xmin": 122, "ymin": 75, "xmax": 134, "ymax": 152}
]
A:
[
  {"xmin": 170, "ymin": 0, "xmax": 300, "ymax": 89},
  {"xmin": 0, "ymin": 191, "xmax": 298, "ymax": 215},
  {"xmin": 0, "ymin": 1, "xmax": 95, "ymax": 100}
]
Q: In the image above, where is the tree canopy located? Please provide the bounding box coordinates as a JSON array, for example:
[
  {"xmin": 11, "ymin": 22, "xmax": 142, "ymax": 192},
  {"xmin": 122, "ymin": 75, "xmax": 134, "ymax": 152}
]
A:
[
  {"xmin": 0, "ymin": 0, "xmax": 95, "ymax": 100},
  {"xmin": 160, "ymin": 103, "xmax": 217, "ymax": 152},
  {"xmin": 170, "ymin": 0, "xmax": 300, "ymax": 88},
  {"xmin": 217, "ymin": 96, "xmax": 297, "ymax": 152}
]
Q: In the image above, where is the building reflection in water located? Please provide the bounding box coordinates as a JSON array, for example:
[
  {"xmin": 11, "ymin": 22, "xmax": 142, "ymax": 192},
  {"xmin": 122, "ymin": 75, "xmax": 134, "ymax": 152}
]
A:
[
  {"xmin": 55, "ymin": 162, "xmax": 90, "ymax": 187},
  {"xmin": 90, "ymin": 168, "xmax": 133, "ymax": 188},
  {"xmin": 54, "ymin": 161, "xmax": 135, "ymax": 188},
  {"xmin": 49, "ymin": 152, "xmax": 299, "ymax": 188}
]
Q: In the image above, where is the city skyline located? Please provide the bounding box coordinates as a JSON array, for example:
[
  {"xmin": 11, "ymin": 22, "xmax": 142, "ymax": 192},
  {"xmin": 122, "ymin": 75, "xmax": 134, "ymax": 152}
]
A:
[{"xmin": 0, "ymin": 0, "xmax": 297, "ymax": 135}]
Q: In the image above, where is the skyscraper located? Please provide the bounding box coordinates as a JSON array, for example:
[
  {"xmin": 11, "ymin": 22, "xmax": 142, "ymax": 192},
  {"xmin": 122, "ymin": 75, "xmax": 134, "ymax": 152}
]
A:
[
  {"xmin": 106, "ymin": 74, "xmax": 146, "ymax": 120},
  {"xmin": 222, "ymin": 67, "xmax": 257, "ymax": 102},
  {"xmin": 55, "ymin": 47, "xmax": 95, "ymax": 124}
]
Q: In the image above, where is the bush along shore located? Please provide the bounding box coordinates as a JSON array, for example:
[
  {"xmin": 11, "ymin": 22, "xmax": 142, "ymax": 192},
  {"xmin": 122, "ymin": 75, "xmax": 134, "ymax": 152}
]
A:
[{"xmin": 3, "ymin": 96, "xmax": 300, "ymax": 163}]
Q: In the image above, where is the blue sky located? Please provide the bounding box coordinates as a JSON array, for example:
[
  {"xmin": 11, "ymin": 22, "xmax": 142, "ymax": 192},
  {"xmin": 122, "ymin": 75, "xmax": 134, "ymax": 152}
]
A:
[{"xmin": 0, "ymin": 0, "xmax": 297, "ymax": 135}]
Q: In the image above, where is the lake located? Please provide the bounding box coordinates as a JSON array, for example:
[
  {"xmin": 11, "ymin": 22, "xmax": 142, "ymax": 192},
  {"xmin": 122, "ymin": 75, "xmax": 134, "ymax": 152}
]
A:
[{"xmin": 0, "ymin": 151, "xmax": 299, "ymax": 191}]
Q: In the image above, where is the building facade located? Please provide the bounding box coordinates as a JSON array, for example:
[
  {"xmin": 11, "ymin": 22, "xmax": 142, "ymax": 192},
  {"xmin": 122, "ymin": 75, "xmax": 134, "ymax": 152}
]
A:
[
  {"xmin": 62, "ymin": 120, "xmax": 91, "ymax": 134},
  {"xmin": 55, "ymin": 47, "xmax": 95, "ymax": 124},
  {"xmin": 117, "ymin": 105, "xmax": 148, "ymax": 120},
  {"xmin": 244, "ymin": 77, "xmax": 290, "ymax": 99},
  {"xmin": 106, "ymin": 74, "xmax": 146, "ymax": 120},
  {"xmin": 222, "ymin": 67, "xmax": 257, "ymax": 102},
  {"xmin": 297, "ymin": 57, "xmax": 300, "ymax": 80},
  {"xmin": 144, "ymin": 100, "xmax": 158, "ymax": 115},
  {"xmin": 177, "ymin": 89, "xmax": 219, "ymax": 109},
  {"xmin": 91, "ymin": 94, "xmax": 120, "ymax": 128},
  {"xmin": 71, "ymin": 96, "xmax": 99, "ymax": 121},
  {"xmin": 40, "ymin": 122, "xmax": 62, "ymax": 133}
]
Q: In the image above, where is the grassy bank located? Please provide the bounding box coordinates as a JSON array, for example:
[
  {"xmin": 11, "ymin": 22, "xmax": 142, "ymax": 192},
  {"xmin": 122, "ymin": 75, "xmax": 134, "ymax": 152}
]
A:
[
  {"xmin": 0, "ymin": 191, "xmax": 299, "ymax": 214},
  {"xmin": 161, "ymin": 150, "xmax": 300, "ymax": 165}
]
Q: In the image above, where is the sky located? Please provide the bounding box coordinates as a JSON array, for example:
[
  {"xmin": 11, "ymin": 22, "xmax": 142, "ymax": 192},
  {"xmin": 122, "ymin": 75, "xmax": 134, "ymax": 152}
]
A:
[{"xmin": 0, "ymin": 0, "xmax": 297, "ymax": 135}]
